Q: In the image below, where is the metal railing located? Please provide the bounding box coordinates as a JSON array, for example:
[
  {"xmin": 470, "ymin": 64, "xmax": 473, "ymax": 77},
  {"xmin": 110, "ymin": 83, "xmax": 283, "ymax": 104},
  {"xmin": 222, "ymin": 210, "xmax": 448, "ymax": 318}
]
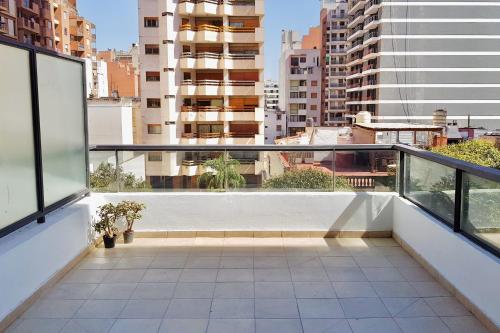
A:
[{"xmin": 89, "ymin": 144, "xmax": 500, "ymax": 257}]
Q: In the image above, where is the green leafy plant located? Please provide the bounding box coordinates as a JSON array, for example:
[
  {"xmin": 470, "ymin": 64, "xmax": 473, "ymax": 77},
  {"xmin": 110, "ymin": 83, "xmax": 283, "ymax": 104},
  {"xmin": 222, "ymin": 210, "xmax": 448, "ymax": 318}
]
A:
[
  {"xmin": 263, "ymin": 168, "xmax": 352, "ymax": 191},
  {"xmin": 116, "ymin": 201, "xmax": 146, "ymax": 232},
  {"xmin": 90, "ymin": 162, "xmax": 151, "ymax": 192},
  {"xmin": 198, "ymin": 152, "xmax": 246, "ymax": 190},
  {"xmin": 430, "ymin": 140, "xmax": 500, "ymax": 169},
  {"xmin": 93, "ymin": 203, "xmax": 120, "ymax": 238}
]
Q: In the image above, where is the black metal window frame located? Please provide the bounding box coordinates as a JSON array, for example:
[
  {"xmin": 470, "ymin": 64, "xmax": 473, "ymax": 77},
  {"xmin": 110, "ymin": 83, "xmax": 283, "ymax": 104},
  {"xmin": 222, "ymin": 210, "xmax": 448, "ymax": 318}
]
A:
[
  {"xmin": 89, "ymin": 144, "xmax": 500, "ymax": 258},
  {"xmin": 0, "ymin": 36, "xmax": 90, "ymax": 239}
]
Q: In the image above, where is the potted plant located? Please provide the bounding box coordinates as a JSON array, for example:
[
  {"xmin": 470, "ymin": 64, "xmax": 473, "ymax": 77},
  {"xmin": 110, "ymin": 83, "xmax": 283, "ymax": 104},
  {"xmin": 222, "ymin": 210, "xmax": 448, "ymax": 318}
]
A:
[
  {"xmin": 93, "ymin": 203, "xmax": 120, "ymax": 249},
  {"xmin": 117, "ymin": 201, "xmax": 146, "ymax": 244}
]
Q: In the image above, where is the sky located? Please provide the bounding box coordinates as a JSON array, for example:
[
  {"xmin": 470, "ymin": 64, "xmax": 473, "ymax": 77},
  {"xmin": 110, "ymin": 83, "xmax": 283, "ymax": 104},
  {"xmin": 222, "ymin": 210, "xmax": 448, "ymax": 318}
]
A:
[{"xmin": 78, "ymin": 0, "xmax": 321, "ymax": 81}]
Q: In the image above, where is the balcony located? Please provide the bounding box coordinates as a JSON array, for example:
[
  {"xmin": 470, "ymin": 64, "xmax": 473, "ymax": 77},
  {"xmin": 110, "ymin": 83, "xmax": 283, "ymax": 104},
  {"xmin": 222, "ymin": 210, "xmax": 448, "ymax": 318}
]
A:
[
  {"xmin": 180, "ymin": 133, "xmax": 263, "ymax": 145},
  {"xmin": 178, "ymin": 0, "xmax": 263, "ymax": 16},
  {"xmin": 17, "ymin": 18, "xmax": 40, "ymax": 34},
  {"xmin": 348, "ymin": 0, "xmax": 366, "ymax": 15},
  {"xmin": 180, "ymin": 52, "xmax": 264, "ymax": 70},
  {"xmin": 181, "ymin": 80, "xmax": 263, "ymax": 96},
  {"xmin": 365, "ymin": 0, "xmax": 382, "ymax": 16},
  {"xmin": 180, "ymin": 106, "xmax": 264, "ymax": 122},
  {"xmin": 40, "ymin": 7, "xmax": 51, "ymax": 19},
  {"xmin": 1, "ymin": 40, "xmax": 499, "ymax": 333},
  {"xmin": 0, "ymin": 0, "xmax": 9, "ymax": 12},
  {"xmin": 0, "ymin": 21, "xmax": 7, "ymax": 34},
  {"xmin": 179, "ymin": 24, "xmax": 264, "ymax": 43},
  {"xmin": 16, "ymin": 0, "xmax": 40, "ymax": 16}
]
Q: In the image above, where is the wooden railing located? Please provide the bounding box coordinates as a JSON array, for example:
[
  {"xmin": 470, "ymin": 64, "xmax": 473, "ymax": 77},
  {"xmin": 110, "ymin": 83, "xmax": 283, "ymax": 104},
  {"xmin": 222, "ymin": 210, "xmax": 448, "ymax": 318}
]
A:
[
  {"xmin": 180, "ymin": 52, "xmax": 256, "ymax": 60},
  {"xmin": 179, "ymin": 0, "xmax": 255, "ymax": 5},
  {"xmin": 180, "ymin": 24, "xmax": 257, "ymax": 33},
  {"xmin": 182, "ymin": 132, "xmax": 257, "ymax": 139},
  {"xmin": 181, "ymin": 106, "xmax": 257, "ymax": 112},
  {"xmin": 181, "ymin": 80, "xmax": 256, "ymax": 87}
]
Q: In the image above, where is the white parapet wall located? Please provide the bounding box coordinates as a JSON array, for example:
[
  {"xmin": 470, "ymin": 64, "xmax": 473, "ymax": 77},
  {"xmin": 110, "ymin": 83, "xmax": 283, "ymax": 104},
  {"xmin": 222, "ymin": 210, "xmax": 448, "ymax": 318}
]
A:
[
  {"xmin": 393, "ymin": 197, "xmax": 500, "ymax": 329},
  {"xmin": 92, "ymin": 192, "xmax": 395, "ymax": 233},
  {"xmin": 0, "ymin": 200, "xmax": 93, "ymax": 326}
]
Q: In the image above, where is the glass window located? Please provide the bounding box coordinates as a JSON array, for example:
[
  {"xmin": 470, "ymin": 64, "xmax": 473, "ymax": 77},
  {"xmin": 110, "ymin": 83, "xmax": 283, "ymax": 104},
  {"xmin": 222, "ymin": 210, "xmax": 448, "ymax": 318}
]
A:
[
  {"xmin": 37, "ymin": 54, "xmax": 87, "ymax": 206},
  {"xmin": 148, "ymin": 124, "xmax": 162, "ymax": 134},
  {"xmin": 0, "ymin": 44, "xmax": 38, "ymax": 228},
  {"xmin": 404, "ymin": 155, "xmax": 456, "ymax": 225},
  {"xmin": 462, "ymin": 174, "xmax": 500, "ymax": 250}
]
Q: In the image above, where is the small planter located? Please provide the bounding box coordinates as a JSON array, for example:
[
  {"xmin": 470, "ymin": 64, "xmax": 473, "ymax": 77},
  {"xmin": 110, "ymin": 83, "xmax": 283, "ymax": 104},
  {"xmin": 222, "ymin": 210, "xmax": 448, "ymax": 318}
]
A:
[
  {"xmin": 123, "ymin": 230, "xmax": 135, "ymax": 244},
  {"xmin": 103, "ymin": 235, "xmax": 117, "ymax": 249}
]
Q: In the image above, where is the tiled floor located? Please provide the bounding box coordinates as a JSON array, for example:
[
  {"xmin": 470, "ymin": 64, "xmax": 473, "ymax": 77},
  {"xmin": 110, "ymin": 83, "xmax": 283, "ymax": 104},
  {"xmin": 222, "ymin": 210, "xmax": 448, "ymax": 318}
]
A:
[{"xmin": 6, "ymin": 237, "xmax": 491, "ymax": 333}]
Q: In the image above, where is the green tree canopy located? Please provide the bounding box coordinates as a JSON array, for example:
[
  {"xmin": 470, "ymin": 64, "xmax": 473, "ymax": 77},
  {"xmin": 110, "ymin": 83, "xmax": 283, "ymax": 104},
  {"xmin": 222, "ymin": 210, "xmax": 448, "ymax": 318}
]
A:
[
  {"xmin": 263, "ymin": 168, "xmax": 352, "ymax": 191},
  {"xmin": 430, "ymin": 140, "xmax": 500, "ymax": 169},
  {"xmin": 198, "ymin": 152, "xmax": 246, "ymax": 190}
]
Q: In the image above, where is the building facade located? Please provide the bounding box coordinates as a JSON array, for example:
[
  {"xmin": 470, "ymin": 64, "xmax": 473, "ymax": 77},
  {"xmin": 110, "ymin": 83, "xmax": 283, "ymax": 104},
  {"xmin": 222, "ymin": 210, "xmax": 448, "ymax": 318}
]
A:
[
  {"xmin": 321, "ymin": 0, "xmax": 349, "ymax": 127},
  {"xmin": 279, "ymin": 30, "xmax": 322, "ymax": 136},
  {"xmin": 345, "ymin": 0, "xmax": 500, "ymax": 129},
  {"xmin": 98, "ymin": 46, "xmax": 140, "ymax": 98},
  {"xmin": 264, "ymin": 80, "xmax": 285, "ymax": 143},
  {"xmin": 138, "ymin": 0, "xmax": 265, "ymax": 186}
]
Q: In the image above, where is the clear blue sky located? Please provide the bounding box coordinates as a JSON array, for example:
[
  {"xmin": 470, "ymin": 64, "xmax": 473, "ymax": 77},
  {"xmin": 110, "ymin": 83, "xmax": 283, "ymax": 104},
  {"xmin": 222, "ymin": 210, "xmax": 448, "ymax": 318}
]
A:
[{"xmin": 78, "ymin": 0, "xmax": 321, "ymax": 81}]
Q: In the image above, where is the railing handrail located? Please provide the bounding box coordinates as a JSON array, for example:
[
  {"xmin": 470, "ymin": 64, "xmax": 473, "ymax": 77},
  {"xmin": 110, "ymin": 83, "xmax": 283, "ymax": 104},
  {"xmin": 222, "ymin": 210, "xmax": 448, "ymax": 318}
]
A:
[{"xmin": 89, "ymin": 144, "xmax": 500, "ymax": 182}]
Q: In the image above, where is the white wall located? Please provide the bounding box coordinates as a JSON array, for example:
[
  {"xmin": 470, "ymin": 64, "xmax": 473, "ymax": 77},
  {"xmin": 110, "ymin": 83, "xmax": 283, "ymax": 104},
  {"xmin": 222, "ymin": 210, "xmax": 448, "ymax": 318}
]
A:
[
  {"xmin": 87, "ymin": 101, "xmax": 134, "ymax": 145},
  {"xmin": 94, "ymin": 192, "xmax": 395, "ymax": 232},
  {"xmin": 393, "ymin": 197, "xmax": 500, "ymax": 328},
  {"xmin": 0, "ymin": 200, "xmax": 93, "ymax": 323}
]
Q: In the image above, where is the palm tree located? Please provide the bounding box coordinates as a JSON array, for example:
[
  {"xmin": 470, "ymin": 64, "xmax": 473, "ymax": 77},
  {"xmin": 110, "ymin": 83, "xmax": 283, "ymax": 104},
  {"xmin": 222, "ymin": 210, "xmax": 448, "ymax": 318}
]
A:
[{"xmin": 197, "ymin": 152, "xmax": 246, "ymax": 190}]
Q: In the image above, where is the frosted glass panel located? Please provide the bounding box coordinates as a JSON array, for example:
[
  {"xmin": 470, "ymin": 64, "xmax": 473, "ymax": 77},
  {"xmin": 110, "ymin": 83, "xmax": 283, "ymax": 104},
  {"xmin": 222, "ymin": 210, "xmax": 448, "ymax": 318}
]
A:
[
  {"xmin": 0, "ymin": 45, "xmax": 38, "ymax": 228},
  {"xmin": 37, "ymin": 54, "xmax": 87, "ymax": 206}
]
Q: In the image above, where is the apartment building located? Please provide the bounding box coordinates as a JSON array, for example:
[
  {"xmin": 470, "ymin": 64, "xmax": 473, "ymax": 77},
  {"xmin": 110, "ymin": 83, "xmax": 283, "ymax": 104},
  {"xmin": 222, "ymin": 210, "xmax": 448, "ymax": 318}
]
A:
[
  {"xmin": 138, "ymin": 0, "xmax": 265, "ymax": 187},
  {"xmin": 97, "ymin": 45, "xmax": 140, "ymax": 98},
  {"xmin": 279, "ymin": 30, "xmax": 322, "ymax": 136},
  {"xmin": 345, "ymin": 0, "xmax": 500, "ymax": 129},
  {"xmin": 264, "ymin": 80, "xmax": 285, "ymax": 143},
  {"xmin": 321, "ymin": 0, "xmax": 349, "ymax": 127}
]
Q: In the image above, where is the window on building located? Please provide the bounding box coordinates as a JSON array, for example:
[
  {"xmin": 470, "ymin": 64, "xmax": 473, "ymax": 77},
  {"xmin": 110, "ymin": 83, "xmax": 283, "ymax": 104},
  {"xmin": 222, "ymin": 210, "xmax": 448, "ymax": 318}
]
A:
[
  {"xmin": 310, "ymin": 105, "xmax": 317, "ymax": 111},
  {"xmin": 146, "ymin": 72, "xmax": 161, "ymax": 82},
  {"xmin": 147, "ymin": 98, "xmax": 161, "ymax": 108},
  {"xmin": 145, "ymin": 44, "xmax": 160, "ymax": 55},
  {"xmin": 148, "ymin": 152, "xmax": 163, "ymax": 162},
  {"xmin": 300, "ymin": 57, "xmax": 306, "ymax": 63},
  {"xmin": 291, "ymin": 57, "xmax": 299, "ymax": 66},
  {"xmin": 277, "ymin": 114, "xmax": 282, "ymax": 120},
  {"xmin": 277, "ymin": 125, "xmax": 282, "ymax": 131},
  {"xmin": 144, "ymin": 17, "xmax": 159, "ymax": 28},
  {"xmin": 148, "ymin": 124, "xmax": 162, "ymax": 134},
  {"xmin": 311, "ymin": 81, "xmax": 318, "ymax": 87},
  {"xmin": 311, "ymin": 92, "xmax": 318, "ymax": 99}
]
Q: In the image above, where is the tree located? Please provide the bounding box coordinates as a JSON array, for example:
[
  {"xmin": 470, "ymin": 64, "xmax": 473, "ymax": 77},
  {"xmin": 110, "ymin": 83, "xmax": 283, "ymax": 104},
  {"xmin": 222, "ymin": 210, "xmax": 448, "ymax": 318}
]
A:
[
  {"xmin": 197, "ymin": 152, "xmax": 246, "ymax": 190},
  {"xmin": 430, "ymin": 140, "xmax": 500, "ymax": 169},
  {"xmin": 90, "ymin": 162, "xmax": 150, "ymax": 192},
  {"xmin": 263, "ymin": 168, "xmax": 352, "ymax": 191}
]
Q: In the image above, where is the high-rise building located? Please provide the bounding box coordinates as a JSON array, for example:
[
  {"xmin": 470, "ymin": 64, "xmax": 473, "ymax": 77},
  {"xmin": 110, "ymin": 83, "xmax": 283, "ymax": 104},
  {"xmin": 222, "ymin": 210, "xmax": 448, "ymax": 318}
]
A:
[
  {"xmin": 138, "ymin": 0, "xmax": 265, "ymax": 186},
  {"xmin": 264, "ymin": 80, "xmax": 284, "ymax": 143},
  {"xmin": 345, "ymin": 0, "xmax": 500, "ymax": 129},
  {"xmin": 98, "ymin": 46, "xmax": 140, "ymax": 98},
  {"xmin": 279, "ymin": 30, "xmax": 322, "ymax": 136},
  {"xmin": 321, "ymin": 0, "xmax": 349, "ymax": 127}
]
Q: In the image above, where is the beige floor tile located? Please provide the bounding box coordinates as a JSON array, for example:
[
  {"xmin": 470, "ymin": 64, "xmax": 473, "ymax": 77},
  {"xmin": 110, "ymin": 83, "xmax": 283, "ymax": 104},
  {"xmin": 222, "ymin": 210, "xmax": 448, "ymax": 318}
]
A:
[
  {"xmin": 254, "ymin": 269, "xmax": 291, "ymax": 282},
  {"xmin": 298, "ymin": 299, "xmax": 344, "ymax": 319},
  {"xmin": 340, "ymin": 298, "xmax": 390, "ymax": 318},
  {"xmin": 255, "ymin": 282, "xmax": 295, "ymax": 299},
  {"xmin": 115, "ymin": 257, "xmax": 153, "ymax": 269},
  {"xmin": 104, "ymin": 269, "xmax": 145, "ymax": 283},
  {"xmin": 75, "ymin": 300, "xmax": 127, "ymax": 319},
  {"xmin": 141, "ymin": 269, "xmax": 181, "ymax": 283},
  {"xmin": 131, "ymin": 283, "xmax": 176, "ymax": 299},
  {"xmin": 302, "ymin": 319, "xmax": 352, "ymax": 333},
  {"xmin": 44, "ymin": 283, "xmax": 98, "ymax": 300},
  {"xmin": 7, "ymin": 319, "xmax": 68, "ymax": 333},
  {"xmin": 179, "ymin": 269, "xmax": 218, "ymax": 282},
  {"xmin": 395, "ymin": 317, "xmax": 452, "ymax": 333},
  {"xmin": 165, "ymin": 299, "xmax": 212, "ymax": 319},
  {"xmin": 293, "ymin": 282, "xmax": 337, "ymax": 299},
  {"xmin": 290, "ymin": 267, "xmax": 330, "ymax": 282},
  {"xmin": 424, "ymin": 297, "xmax": 470, "ymax": 317},
  {"xmin": 386, "ymin": 255, "xmax": 420, "ymax": 268},
  {"xmin": 217, "ymin": 269, "xmax": 254, "ymax": 282},
  {"xmin": 354, "ymin": 256, "xmax": 393, "ymax": 268},
  {"xmin": 321, "ymin": 257, "xmax": 357, "ymax": 268},
  {"xmin": 256, "ymin": 319, "xmax": 303, "ymax": 333},
  {"xmin": 108, "ymin": 319, "xmax": 161, "ymax": 333},
  {"xmin": 348, "ymin": 318, "xmax": 402, "ymax": 333},
  {"xmin": 361, "ymin": 268, "xmax": 406, "ymax": 282},
  {"xmin": 254, "ymin": 257, "xmax": 288, "ymax": 268},
  {"xmin": 90, "ymin": 283, "xmax": 137, "ymax": 300},
  {"xmin": 207, "ymin": 319, "xmax": 255, "ymax": 333},
  {"xmin": 174, "ymin": 283, "xmax": 215, "ymax": 299},
  {"xmin": 397, "ymin": 267, "xmax": 434, "ymax": 282},
  {"xmin": 63, "ymin": 269, "xmax": 110, "ymax": 284},
  {"xmin": 22, "ymin": 299, "xmax": 84, "ymax": 319},
  {"xmin": 60, "ymin": 319, "xmax": 115, "ymax": 333},
  {"xmin": 441, "ymin": 316, "xmax": 490, "ymax": 333},
  {"xmin": 119, "ymin": 299, "xmax": 169, "ymax": 319},
  {"xmin": 210, "ymin": 299, "xmax": 254, "ymax": 319},
  {"xmin": 213, "ymin": 282, "xmax": 255, "ymax": 298},
  {"xmin": 150, "ymin": 257, "xmax": 187, "ymax": 269},
  {"xmin": 220, "ymin": 257, "xmax": 253, "ymax": 268},
  {"xmin": 372, "ymin": 282, "xmax": 419, "ymax": 298},
  {"xmin": 333, "ymin": 282, "xmax": 377, "ymax": 298},
  {"xmin": 288, "ymin": 257, "xmax": 323, "ymax": 269},
  {"xmin": 159, "ymin": 319, "xmax": 208, "ymax": 333},
  {"xmin": 382, "ymin": 298, "xmax": 436, "ymax": 318},
  {"xmin": 78, "ymin": 257, "xmax": 119, "ymax": 270},
  {"xmin": 255, "ymin": 299, "xmax": 299, "ymax": 319},
  {"xmin": 185, "ymin": 257, "xmax": 221, "ymax": 269},
  {"xmin": 326, "ymin": 267, "xmax": 368, "ymax": 282},
  {"xmin": 253, "ymin": 247, "xmax": 286, "ymax": 257},
  {"xmin": 410, "ymin": 282, "xmax": 451, "ymax": 297}
]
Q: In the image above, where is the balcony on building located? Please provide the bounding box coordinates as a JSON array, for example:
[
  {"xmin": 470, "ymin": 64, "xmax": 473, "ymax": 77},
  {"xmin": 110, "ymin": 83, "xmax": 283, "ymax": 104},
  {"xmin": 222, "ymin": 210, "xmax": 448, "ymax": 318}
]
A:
[
  {"xmin": 1, "ymin": 39, "xmax": 500, "ymax": 333},
  {"xmin": 365, "ymin": 0, "xmax": 382, "ymax": 16},
  {"xmin": 181, "ymin": 69, "xmax": 263, "ymax": 96},
  {"xmin": 179, "ymin": 17, "xmax": 263, "ymax": 44},
  {"xmin": 0, "ymin": 0, "xmax": 9, "ymax": 12},
  {"xmin": 17, "ymin": 17, "xmax": 40, "ymax": 34},
  {"xmin": 180, "ymin": 44, "xmax": 263, "ymax": 70},
  {"xmin": 16, "ymin": 0, "xmax": 40, "ymax": 16},
  {"xmin": 178, "ymin": 0, "xmax": 264, "ymax": 16}
]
